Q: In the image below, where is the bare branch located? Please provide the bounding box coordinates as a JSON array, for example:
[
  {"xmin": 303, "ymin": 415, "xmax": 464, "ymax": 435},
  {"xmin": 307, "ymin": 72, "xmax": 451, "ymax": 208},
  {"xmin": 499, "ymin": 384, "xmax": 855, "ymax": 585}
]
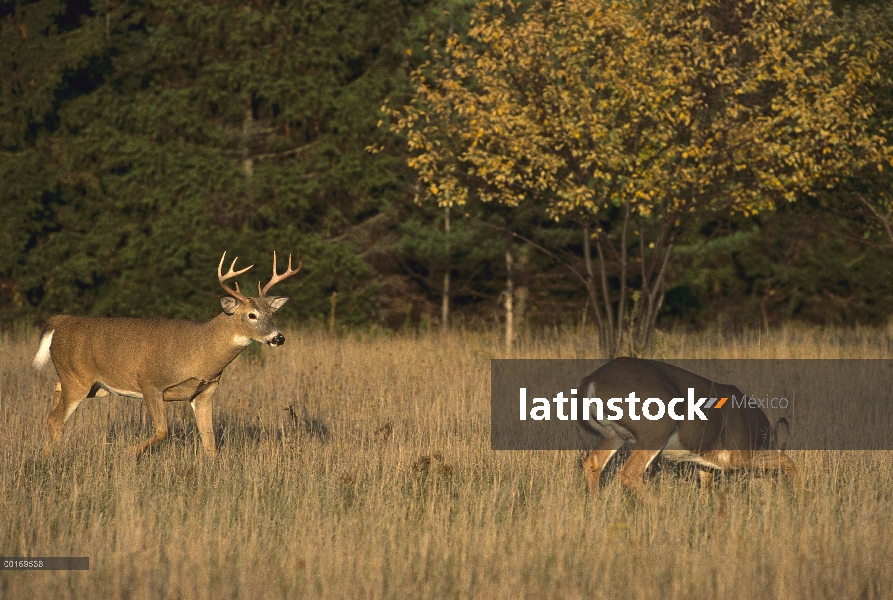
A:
[
  {"xmin": 855, "ymin": 193, "xmax": 893, "ymax": 247},
  {"xmin": 463, "ymin": 214, "xmax": 590, "ymax": 289}
]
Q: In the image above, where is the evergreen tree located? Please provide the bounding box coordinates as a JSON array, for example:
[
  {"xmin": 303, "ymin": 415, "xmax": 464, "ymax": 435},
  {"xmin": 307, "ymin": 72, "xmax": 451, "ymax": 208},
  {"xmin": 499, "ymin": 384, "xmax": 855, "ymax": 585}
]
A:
[{"xmin": 1, "ymin": 0, "xmax": 430, "ymax": 323}]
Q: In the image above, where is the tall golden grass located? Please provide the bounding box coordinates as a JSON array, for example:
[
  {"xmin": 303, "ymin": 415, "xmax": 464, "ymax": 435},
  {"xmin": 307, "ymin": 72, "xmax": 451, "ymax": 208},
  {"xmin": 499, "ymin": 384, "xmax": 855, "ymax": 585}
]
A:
[{"xmin": 1, "ymin": 325, "xmax": 892, "ymax": 599}]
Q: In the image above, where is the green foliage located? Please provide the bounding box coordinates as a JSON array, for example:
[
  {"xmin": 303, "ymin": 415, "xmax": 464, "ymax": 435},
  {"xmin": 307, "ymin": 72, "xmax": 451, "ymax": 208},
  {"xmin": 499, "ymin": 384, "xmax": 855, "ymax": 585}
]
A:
[
  {"xmin": 2, "ymin": 0, "xmax": 893, "ymax": 332},
  {"xmin": 397, "ymin": 207, "xmax": 504, "ymax": 309},
  {"xmin": 666, "ymin": 205, "xmax": 893, "ymax": 328},
  {"xmin": 0, "ymin": 0, "xmax": 427, "ymax": 325}
]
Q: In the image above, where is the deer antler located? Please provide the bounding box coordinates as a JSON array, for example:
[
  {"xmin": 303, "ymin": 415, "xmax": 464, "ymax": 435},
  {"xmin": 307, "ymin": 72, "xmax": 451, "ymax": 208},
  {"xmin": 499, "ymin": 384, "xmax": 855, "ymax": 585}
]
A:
[
  {"xmin": 259, "ymin": 251, "xmax": 302, "ymax": 297},
  {"xmin": 218, "ymin": 252, "xmax": 253, "ymax": 302}
]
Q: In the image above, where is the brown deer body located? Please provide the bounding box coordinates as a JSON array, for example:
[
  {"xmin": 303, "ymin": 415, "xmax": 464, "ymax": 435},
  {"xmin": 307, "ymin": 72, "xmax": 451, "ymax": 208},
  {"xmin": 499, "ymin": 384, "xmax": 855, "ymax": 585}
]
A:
[
  {"xmin": 580, "ymin": 357, "xmax": 799, "ymax": 498},
  {"xmin": 32, "ymin": 252, "xmax": 301, "ymax": 458}
]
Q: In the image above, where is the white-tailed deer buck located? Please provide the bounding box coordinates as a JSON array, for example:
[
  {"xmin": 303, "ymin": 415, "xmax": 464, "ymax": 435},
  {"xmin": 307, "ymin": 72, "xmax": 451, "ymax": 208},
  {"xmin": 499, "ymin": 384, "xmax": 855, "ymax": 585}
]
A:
[
  {"xmin": 580, "ymin": 358, "xmax": 799, "ymax": 498},
  {"xmin": 32, "ymin": 251, "xmax": 301, "ymax": 459}
]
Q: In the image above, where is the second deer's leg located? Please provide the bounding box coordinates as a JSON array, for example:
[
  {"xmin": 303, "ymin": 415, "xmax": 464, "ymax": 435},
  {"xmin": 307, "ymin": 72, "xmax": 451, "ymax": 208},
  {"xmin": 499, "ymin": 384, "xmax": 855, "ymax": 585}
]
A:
[
  {"xmin": 190, "ymin": 382, "xmax": 219, "ymax": 458},
  {"xmin": 130, "ymin": 387, "xmax": 168, "ymax": 459},
  {"xmin": 582, "ymin": 435, "xmax": 625, "ymax": 494},
  {"xmin": 749, "ymin": 450, "xmax": 800, "ymax": 487},
  {"xmin": 698, "ymin": 469, "xmax": 715, "ymax": 497},
  {"xmin": 618, "ymin": 448, "xmax": 663, "ymax": 501},
  {"xmin": 716, "ymin": 449, "xmax": 800, "ymax": 487}
]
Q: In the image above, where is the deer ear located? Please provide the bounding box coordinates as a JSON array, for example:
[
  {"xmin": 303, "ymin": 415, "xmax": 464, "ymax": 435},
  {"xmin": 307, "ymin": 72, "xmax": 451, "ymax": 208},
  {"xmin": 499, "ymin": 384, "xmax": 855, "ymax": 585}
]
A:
[
  {"xmin": 265, "ymin": 296, "xmax": 288, "ymax": 312},
  {"xmin": 220, "ymin": 296, "xmax": 240, "ymax": 315}
]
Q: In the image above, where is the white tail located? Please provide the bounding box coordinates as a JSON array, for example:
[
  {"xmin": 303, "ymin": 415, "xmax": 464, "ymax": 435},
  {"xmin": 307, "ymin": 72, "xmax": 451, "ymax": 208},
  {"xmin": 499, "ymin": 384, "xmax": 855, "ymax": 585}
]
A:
[
  {"xmin": 35, "ymin": 251, "xmax": 301, "ymax": 459},
  {"xmin": 579, "ymin": 358, "xmax": 799, "ymax": 499},
  {"xmin": 32, "ymin": 329, "xmax": 54, "ymax": 370}
]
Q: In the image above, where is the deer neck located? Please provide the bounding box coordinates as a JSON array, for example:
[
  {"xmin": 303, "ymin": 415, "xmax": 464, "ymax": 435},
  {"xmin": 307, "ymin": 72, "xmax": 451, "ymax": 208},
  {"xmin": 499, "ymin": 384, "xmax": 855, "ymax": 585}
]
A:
[{"xmin": 197, "ymin": 313, "xmax": 255, "ymax": 373}]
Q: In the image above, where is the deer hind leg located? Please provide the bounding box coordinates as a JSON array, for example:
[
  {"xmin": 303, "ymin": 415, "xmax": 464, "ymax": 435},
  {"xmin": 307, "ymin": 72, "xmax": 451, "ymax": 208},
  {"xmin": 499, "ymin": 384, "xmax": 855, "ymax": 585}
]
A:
[
  {"xmin": 582, "ymin": 435, "xmax": 625, "ymax": 494},
  {"xmin": 617, "ymin": 448, "xmax": 663, "ymax": 501},
  {"xmin": 748, "ymin": 450, "xmax": 800, "ymax": 488},
  {"xmin": 190, "ymin": 382, "xmax": 219, "ymax": 458},
  {"xmin": 713, "ymin": 449, "xmax": 800, "ymax": 488},
  {"xmin": 698, "ymin": 469, "xmax": 715, "ymax": 492},
  {"xmin": 129, "ymin": 388, "xmax": 168, "ymax": 460},
  {"xmin": 44, "ymin": 380, "xmax": 91, "ymax": 452}
]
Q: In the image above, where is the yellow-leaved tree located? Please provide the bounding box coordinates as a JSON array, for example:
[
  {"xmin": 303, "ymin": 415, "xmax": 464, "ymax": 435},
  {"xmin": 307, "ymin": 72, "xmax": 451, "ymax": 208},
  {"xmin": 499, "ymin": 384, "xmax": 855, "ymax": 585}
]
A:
[{"xmin": 391, "ymin": 0, "xmax": 888, "ymax": 356}]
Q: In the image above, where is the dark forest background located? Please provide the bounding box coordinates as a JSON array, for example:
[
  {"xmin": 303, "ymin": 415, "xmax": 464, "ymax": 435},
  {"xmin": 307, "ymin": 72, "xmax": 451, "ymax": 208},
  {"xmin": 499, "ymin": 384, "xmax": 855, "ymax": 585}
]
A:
[{"xmin": 2, "ymin": 0, "xmax": 892, "ymax": 332}]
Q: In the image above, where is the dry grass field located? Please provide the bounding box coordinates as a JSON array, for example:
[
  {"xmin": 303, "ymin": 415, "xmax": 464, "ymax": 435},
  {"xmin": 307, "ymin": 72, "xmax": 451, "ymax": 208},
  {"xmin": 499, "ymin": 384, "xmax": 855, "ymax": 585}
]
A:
[{"xmin": 2, "ymin": 324, "xmax": 893, "ymax": 599}]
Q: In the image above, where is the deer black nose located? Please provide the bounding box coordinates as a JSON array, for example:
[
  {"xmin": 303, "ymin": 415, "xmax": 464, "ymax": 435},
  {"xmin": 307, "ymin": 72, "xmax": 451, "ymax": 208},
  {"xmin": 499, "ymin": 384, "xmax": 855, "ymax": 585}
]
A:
[{"xmin": 269, "ymin": 333, "xmax": 285, "ymax": 346}]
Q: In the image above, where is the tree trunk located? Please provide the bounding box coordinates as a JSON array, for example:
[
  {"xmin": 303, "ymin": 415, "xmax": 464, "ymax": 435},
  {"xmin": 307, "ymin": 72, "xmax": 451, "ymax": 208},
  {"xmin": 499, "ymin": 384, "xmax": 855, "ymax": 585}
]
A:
[
  {"xmin": 504, "ymin": 234, "xmax": 515, "ymax": 353},
  {"xmin": 441, "ymin": 206, "xmax": 450, "ymax": 330},
  {"xmin": 583, "ymin": 224, "xmax": 608, "ymax": 355},
  {"xmin": 586, "ymin": 217, "xmax": 674, "ymax": 358},
  {"xmin": 242, "ymin": 107, "xmax": 254, "ymax": 177}
]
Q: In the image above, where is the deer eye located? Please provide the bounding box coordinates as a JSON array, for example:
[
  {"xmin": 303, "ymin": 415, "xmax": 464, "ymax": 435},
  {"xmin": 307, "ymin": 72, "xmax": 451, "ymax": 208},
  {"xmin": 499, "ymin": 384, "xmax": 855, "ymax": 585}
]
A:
[{"xmin": 248, "ymin": 313, "xmax": 258, "ymax": 320}]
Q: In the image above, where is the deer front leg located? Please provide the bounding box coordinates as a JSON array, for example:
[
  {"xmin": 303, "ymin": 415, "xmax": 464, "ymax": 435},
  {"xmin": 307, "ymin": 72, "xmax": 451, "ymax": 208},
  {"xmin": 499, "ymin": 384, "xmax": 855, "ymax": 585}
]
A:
[
  {"xmin": 582, "ymin": 435, "xmax": 625, "ymax": 494},
  {"xmin": 698, "ymin": 469, "xmax": 715, "ymax": 498},
  {"xmin": 190, "ymin": 382, "xmax": 219, "ymax": 458},
  {"xmin": 618, "ymin": 448, "xmax": 663, "ymax": 501},
  {"xmin": 130, "ymin": 387, "xmax": 168, "ymax": 460}
]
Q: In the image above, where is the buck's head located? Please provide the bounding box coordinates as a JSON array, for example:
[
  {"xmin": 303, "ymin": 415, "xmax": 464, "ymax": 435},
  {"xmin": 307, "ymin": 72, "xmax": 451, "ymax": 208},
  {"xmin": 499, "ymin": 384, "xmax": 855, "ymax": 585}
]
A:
[{"xmin": 217, "ymin": 251, "xmax": 301, "ymax": 347}]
